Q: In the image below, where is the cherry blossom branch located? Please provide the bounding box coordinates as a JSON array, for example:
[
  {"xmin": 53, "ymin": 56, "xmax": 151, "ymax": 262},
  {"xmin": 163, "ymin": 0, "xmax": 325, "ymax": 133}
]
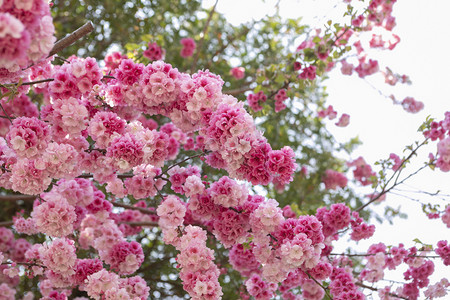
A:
[
  {"xmin": 355, "ymin": 282, "xmax": 408, "ymax": 300},
  {"xmin": 305, "ymin": 271, "xmax": 332, "ymax": 299},
  {"xmin": 110, "ymin": 201, "xmax": 157, "ymax": 215},
  {"xmin": 0, "ymin": 221, "xmax": 14, "ymax": 227},
  {"xmin": 0, "ymin": 103, "xmax": 12, "ymax": 124},
  {"xmin": 355, "ymin": 139, "xmax": 428, "ymax": 212},
  {"xmin": 77, "ymin": 173, "xmax": 134, "ymax": 179},
  {"xmin": 329, "ymin": 252, "xmax": 441, "ymax": 259},
  {"xmin": 190, "ymin": 0, "xmax": 218, "ymax": 73},
  {"xmin": 223, "ymin": 85, "xmax": 253, "ymax": 96},
  {"xmin": 157, "ymin": 150, "xmax": 211, "ymax": 179},
  {"xmin": 1, "ymin": 261, "xmax": 45, "ymax": 268},
  {"xmin": 207, "ymin": 23, "xmax": 253, "ymax": 69},
  {"xmin": 49, "ymin": 21, "xmax": 94, "ymax": 56},
  {"xmin": 119, "ymin": 221, "xmax": 158, "ymax": 227},
  {"xmin": 0, "ymin": 195, "xmax": 36, "ymax": 201}
]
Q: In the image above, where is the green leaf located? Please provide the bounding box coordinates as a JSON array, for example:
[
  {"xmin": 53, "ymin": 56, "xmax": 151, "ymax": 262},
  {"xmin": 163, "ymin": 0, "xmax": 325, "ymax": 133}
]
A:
[{"xmin": 275, "ymin": 73, "xmax": 285, "ymax": 84}]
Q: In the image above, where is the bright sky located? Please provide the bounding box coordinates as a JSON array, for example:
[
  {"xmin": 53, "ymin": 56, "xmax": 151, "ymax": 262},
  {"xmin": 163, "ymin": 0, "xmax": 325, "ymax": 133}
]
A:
[{"xmin": 203, "ymin": 0, "xmax": 450, "ymax": 297}]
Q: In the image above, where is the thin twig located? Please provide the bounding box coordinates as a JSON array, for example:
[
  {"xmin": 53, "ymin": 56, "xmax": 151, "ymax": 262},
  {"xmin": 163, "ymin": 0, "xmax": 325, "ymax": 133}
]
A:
[
  {"xmin": 110, "ymin": 201, "xmax": 157, "ymax": 215},
  {"xmin": 49, "ymin": 21, "xmax": 94, "ymax": 56},
  {"xmin": 0, "ymin": 103, "xmax": 12, "ymax": 124},
  {"xmin": 190, "ymin": 0, "xmax": 218, "ymax": 73},
  {"xmin": 224, "ymin": 85, "xmax": 253, "ymax": 96},
  {"xmin": 329, "ymin": 252, "xmax": 441, "ymax": 259},
  {"xmin": 119, "ymin": 221, "xmax": 158, "ymax": 227},
  {"xmin": 0, "ymin": 221, "xmax": 14, "ymax": 227},
  {"xmin": 355, "ymin": 139, "xmax": 428, "ymax": 212},
  {"xmin": 305, "ymin": 271, "xmax": 333, "ymax": 299},
  {"xmin": 1, "ymin": 261, "xmax": 45, "ymax": 268},
  {"xmin": 355, "ymin": 282, "xmax": 407, "ymax": 300},
  {"xmin": 0, "ymin": 195, "xmax": 36, "ymax": 201},
  {"xmin": 157, "ymin": 151, "xmax": 211, "ymax": 178}
]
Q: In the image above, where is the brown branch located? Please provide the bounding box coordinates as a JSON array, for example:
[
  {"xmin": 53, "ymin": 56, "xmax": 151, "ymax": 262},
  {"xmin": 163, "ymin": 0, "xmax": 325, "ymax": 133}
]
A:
[
  {"xmin": 1, "ymin": 261, "xmax": 45, "ymax": 268},
  {"xmin": 207, "ymin": 24, "xmax": 253, "ymax": 69},
  {"xmin": 355, "ymin": 139, "xmax": 428, "ymax": 212},
  {"xmin": 119, "ymin": 221, "xmax": 158, "ymax": 227},
  {"xmin": 157, "ymin": 150, "xmax": 211, "ymax": 179},
  {"xmin": 0, "ymin": 103, "xmax": 12, "ymax": 124},
  {"xmin": 77, "ymin": 173, "xmax": 134, "ymax": 179},
  {"xmin": 0, "ymin": 195, "xmax": 36, "ymax": 201},
  {"xmin": 49, "ymin": 21, "xmax": 94, "ymax": 57},
  {"xmin": 223, "ymin": 85, "xmax": 253, "ymax": 96},
  {"xmin": 329, "ymin": 252, "xmax": 441, "ymax": 259},
  {"xmin": 305, "ymin": 271, "xmax": 333, "ymax": 299},
  {"xmin": 190, "ymin": 0, "xmax": 218, "ymax": 73},
  {"xmin": 110, "ymin": 201, "xmax": 156, "ymax": 215},
  {"xmin": 0, "ymin": 221, "xmax": 14, "ymax": 227},
  {"xmin": 355, "ymin": 282, "xmax": 407, "ymax": 300}
]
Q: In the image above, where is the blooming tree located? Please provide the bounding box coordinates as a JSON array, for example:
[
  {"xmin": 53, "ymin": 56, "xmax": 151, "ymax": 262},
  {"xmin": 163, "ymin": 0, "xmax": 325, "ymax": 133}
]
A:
[{"xmin": 0, "ymin": 0, "xmax": 449, "ymax": 299}]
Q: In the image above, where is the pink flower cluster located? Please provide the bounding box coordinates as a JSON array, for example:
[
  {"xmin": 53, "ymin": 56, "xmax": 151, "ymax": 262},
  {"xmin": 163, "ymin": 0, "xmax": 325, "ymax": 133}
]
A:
[
  {"xmin": 347, "ymin": 156, "xmax": 376, "ymax": 186},
  {"xmin": 274, "ymin": 89, "xmax": 288, "ymax": 112},
  {"xmin": 230, "ymin": 66, "xmax": 245, "ymax": 80},
  {"xmin": 229, "ymin": 243, "xmax": 260, "ymax": 277},
  {"xmin": 317, "ymin": 105, "xmax": 337, "ymax": 120},
  {"xmin": 104, "ymin": 51, "xmax": 128, "ymax": 73},
  {"xmin": 103, "ymin": 240, "xmax": 144, "ymax": 275},
  {"xmin": 335, "ymin": 113, "xmax": 350, "ymax": 127},
  {"xmin": 316, "ymin": 203, "xmax": 351, "ymax": 237},
  {"xmin": 350, "ymin": 211, "xmax": 375, "ymax": 241},
  {"xmin": 48, "ymin": 57, "xmax": 103, "ymax": 100},
  {"xmin": 322, "ymin": 169, "xmax": 348, "ymax": 190},
  {"xmin": 6, "ymin": 116, "xmax": 50, "ymax": 159},
  {"xmin": 401, "ymin": 97, "xmax": 424, "ymax": 114},
  {"xmin": 298, "ymin": 65, "xmax": 317, "ymax": 80},
  {"xmin": 245, "ymin": 273, "xmax": 277, "ymax": 300},
  {"xmin": 247, "ymin": 91, "xmax": 267, "ymax": 112},
  {"xmin": 436, "ymin": 240, "xmax": 450, "ymax": 266},
  {"xmin": 143, "ymin": 42, "xmax": 165, "ymax": 61},
  {"xmin": 0, "ymin": 0, "xmax": 55, "ymax": 72},
  {"xmin": 210, "ymin": 176, "xmax": 247, "ymax": 208},
  {"xmin": 180, "ymin": 38, "xmax": 196, "ymax": 58},
  {"xmin": 330, "ymin": 267, "xmax": 365, "ymax": 299}
]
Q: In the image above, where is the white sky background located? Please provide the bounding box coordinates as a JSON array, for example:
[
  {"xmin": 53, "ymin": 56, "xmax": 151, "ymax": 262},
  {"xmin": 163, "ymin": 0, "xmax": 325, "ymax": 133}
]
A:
[{"xmin": 203, "ymin": 0, "xmax": 450, "ymax": 297}]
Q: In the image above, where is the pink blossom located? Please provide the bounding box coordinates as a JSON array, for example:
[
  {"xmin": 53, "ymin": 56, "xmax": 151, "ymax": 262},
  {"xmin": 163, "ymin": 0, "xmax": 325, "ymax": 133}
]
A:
[
  {"xmin": 143, "ymin": 42, "xmax": 165, "ymax": 61},
  {"xmin": 335, "ymin": 113, "xmax": 350, "ymax": 127},
  {"xmin": 230, "ymin": 67, "xmax": 245, "ymax": 80},
  {"xmin": 39, "ymin": 238, "xmax": 77, "ymax": 277},
  {"xmin": 31, "ymin": 195, "xmax": 76, "ymax": 237},
  {"xmin": 180, "ymin": 38, "xmax": 196, "ymax": 58},
  {"xmin": 401, "ymin": 97, "xmax": 424, "ymax": 114},
  {"xmin": 322, "ymin": 170, "xmax": 348, "ymax": 190}
]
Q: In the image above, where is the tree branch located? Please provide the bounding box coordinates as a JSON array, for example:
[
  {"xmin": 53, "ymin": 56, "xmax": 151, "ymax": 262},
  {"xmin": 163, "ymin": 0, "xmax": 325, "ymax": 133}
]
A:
[
  {"xmin": 110, "ymin": 201, "xmax": 157, "ymax": 215},
  {"xmin": 0, "ymin": 221, "xmax": 14, "ymax": 227},
  {"xmin": 190, "ymin": 0, "xmax": 218, "ymax": 73},
  {"xmin": 355, "ymin": 282, "xmax": 408, "ymax": 300},
  {"xmin": 0, "ymin": 195, "xmax": 36, "ymax": 201},
  {"xmin": 49, "ymin": 21, "xmax": 94, "ymax": 57},
  {"xmin": 119, "ymin": 221, "xmax": 158, "ymax": 227}
]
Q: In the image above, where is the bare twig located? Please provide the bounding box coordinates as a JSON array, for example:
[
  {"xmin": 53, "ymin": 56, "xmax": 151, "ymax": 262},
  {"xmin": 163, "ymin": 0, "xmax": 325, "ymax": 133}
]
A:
[
  {"xmin": 0, "ymin": 221, "xmax": 14, "ymax": 227},
  {"xmin": 355, "ymin": 139, "xmax": 428, "ymax": 212},
  {"xmin": 157, "ymin": 150, "xmax": 211, "ymax": 179},
  {"xmin": 190, "ymin": 0, "xmax": 218, "ymax": 73},
  {"xmin": 355, "ymin": 282, "xmax": 408, "ymax": 300},
  {"xmin": 0, "ymin": 195, "xmax": 36, "ymax": 201},
  {"xmin": 224, "ymin": 85, "xmax": 253, "ymax": 96},
  {"xmin": 0, "ymin": 103, "xmax": 12, "ymax": 124},
  {"xmin": 110, "ymin": 201, "xmax": 157, "ymax": 215},
  {"xmin": 119, "ymin": 221, "xmax": 158, "ymax": 227},
  {"xmin": 49, "ymin": 21, "xmax": 94, "ymax": 56},
  {"xmin": 305, "ymin": 271, "xmax": 333, "ymax": 299}
]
